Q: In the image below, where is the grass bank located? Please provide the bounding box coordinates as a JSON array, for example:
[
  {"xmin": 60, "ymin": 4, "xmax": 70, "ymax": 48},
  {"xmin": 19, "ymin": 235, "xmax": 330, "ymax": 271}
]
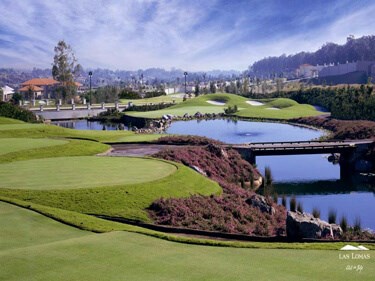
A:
[
  {"xmin": 1, "ymin": 201, "xmax": 374, "ymax": 281},
  {"xmin": 0, "ymin": 161, "xmax": 221, "ymax": 222},
  {"xmin": 0, "ymin": 121, "xmax": 162, "ymax": 143},
  {"xmin": 125, "ymin": 93, "xmax": 324, "ymax": 119},
  {"xmin": 1, "ymin": 199, "xmax": 373, "ymax": 251}
]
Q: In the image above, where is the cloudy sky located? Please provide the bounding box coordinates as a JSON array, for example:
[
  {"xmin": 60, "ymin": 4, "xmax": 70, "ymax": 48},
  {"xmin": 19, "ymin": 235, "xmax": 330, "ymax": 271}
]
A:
[{"xmin": 0, "ymin": 0, "xmax": 374, "ymax": 71}]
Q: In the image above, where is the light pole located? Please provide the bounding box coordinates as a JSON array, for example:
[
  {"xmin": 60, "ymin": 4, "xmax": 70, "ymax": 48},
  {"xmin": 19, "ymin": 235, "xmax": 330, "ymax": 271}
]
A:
[
  {"xmin": 184, "ymin": 71, "xmax": 188, "ymax": 94},
  {"xmin": 88, "ymin": 71, "xmax": 92, "ymax": 105}
]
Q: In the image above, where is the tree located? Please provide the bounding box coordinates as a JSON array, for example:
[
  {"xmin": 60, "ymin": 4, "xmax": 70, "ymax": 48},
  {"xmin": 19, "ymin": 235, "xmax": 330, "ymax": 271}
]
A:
[
  {"xmin": 209, "ymin": 81, "xmax": 216, "ymax": 93},
  {"xmin": 52, "ymin": 40, "xmax": 82, "ymax": 101},
  {"xmin": 0, "ymin": 88, "xmax": 3, "ymax": 102},
  {"xmin": 194, "ymin": 83, "xmax": 200, "ymax": 97}
]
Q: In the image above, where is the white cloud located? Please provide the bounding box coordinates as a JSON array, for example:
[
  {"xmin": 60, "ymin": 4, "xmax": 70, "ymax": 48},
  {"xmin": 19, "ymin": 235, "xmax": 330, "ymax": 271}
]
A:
[{"xmin": 0, "ymin": 0, "xmax": 375, "ymax": 71}]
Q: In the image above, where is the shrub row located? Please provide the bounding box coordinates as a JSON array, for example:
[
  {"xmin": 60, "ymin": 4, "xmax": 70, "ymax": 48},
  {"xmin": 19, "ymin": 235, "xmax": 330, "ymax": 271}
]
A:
[
  {"xmin": 149, "ymin": 136, "xmax": 287, "ymax": 236},
  {"xmin": 0, "ymin": 102, "xmax": 38, "ymax": 122}
]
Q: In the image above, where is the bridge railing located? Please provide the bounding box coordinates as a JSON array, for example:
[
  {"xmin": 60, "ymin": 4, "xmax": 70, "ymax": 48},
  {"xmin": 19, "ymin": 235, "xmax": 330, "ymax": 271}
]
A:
[
  {"xmin": 251, "ymin": 144, "xmax": 354, "ymax": 151},
  {"xmin": 246, "ymin": 140, "xmax": 348, "ymax": 145}
]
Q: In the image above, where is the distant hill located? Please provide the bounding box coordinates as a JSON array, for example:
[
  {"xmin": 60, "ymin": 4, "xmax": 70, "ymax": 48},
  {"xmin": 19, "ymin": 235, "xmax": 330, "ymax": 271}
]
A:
[
  {"xmin": 0, "ymin": 67, "xmax": 240, "ymax": 89},
  {"xmin": 250, "ymin": 35, "xmax": 375, "ymax": 78}
]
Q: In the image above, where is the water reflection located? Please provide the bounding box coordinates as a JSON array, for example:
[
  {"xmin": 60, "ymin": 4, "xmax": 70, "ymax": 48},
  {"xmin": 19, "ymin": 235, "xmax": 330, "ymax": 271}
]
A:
[
  {"xmin": 52, "ymin": 120, "xmax": 129, "ymax": 131},
  {"xmin": 167, "ymin": 119, "xmax": 375, "ymax": 230}
]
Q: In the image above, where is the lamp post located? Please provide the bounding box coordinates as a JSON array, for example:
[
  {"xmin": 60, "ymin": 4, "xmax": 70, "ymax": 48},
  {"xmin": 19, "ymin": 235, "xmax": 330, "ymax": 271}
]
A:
[
  {"xmin": 184, "ymin": 71, "xmax": 188, "ymax": 94},
  {"xmin": 88, "ymin": 71, "xmax": 92, "ymax": 105}
]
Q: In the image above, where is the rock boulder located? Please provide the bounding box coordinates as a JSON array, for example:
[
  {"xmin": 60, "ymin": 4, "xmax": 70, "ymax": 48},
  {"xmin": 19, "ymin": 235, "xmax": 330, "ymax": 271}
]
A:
[
  {"xmin": 246, "ymin": 194, "xmax": 275, "ymax": 215},
  {"xmin": 286, "ymin": 211, "xmax": 342, "ymax": 240}
]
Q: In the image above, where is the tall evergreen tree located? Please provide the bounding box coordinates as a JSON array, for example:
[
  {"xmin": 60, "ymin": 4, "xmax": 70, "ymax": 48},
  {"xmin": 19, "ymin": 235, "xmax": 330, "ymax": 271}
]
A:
[{"xmin": 52, "ymin": 40, "xmax": 82, "ymax": 101}]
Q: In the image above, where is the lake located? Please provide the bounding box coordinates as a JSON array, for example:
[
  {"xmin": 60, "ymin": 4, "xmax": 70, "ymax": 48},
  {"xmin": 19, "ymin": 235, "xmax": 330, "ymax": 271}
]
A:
[
  {"xmin": 52, "ymin": 119, "xmax": 129, "ymax": 131},
  {"xmin": 167, "ymin": 119, "xmax": 375, "ymax": 230}
]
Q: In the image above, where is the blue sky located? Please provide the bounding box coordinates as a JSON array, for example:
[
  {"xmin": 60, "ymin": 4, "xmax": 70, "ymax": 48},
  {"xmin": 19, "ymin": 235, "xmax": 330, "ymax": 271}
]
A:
[{"xmin": 1, "ymin": 0, "xmax": 374, "ymax": 71}]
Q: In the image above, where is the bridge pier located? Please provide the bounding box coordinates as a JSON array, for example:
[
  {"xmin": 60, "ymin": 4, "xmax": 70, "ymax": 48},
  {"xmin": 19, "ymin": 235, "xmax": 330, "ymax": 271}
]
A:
[{"xmin": 233, "ymin": 147, "xmax": 256, "ymax": 164}]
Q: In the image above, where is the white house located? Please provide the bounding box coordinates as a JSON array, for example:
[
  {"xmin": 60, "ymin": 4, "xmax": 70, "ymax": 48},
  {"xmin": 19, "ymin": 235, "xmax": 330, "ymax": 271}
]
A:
[{"xmin": 1, "ymin": 85, "xmax": 14, "ymax": 102}]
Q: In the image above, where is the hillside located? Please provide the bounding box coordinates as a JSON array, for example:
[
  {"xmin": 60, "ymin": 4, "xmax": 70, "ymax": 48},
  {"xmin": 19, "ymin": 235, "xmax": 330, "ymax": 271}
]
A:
[{"xmin": 250, "ymin": 35, "xmax": 375, "ymax": 77}]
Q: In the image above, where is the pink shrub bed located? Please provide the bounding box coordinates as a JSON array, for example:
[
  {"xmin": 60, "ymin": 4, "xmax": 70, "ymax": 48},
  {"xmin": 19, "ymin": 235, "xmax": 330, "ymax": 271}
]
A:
[
  {"xmin": 156, "ymin": 135, "xmax": 224, "ymax": 146},
  {"xmin": 149, "ymin": 136, "xmax": 287, "ymax": 236}
]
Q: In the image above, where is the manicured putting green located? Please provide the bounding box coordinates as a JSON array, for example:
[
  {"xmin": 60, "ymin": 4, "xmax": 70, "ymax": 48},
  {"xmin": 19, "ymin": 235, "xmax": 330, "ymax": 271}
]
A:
[
  {"xmin": 0, "ymin": 138, "xmax": 68, "ymax": 155},
  {"xmin": 0, "ymin": 156, "xmax": 177, "ymax": 190}
]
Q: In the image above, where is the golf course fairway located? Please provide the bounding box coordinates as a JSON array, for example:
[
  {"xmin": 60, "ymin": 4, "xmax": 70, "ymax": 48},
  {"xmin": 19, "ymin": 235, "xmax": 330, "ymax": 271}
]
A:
[{"xmin": 1, "ymin": 202, "xmax": 373, "ymax": 281}]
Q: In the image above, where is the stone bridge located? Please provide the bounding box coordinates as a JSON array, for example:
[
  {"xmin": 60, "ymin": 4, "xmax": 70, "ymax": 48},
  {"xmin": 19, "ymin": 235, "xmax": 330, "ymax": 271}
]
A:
[
  {"xmin": 229, "ymin": 140, "xmax": 375, "ymax": 180},
  {"xmin": 29, "ymin": 102, "xmax": 128, "ymax": 120}
]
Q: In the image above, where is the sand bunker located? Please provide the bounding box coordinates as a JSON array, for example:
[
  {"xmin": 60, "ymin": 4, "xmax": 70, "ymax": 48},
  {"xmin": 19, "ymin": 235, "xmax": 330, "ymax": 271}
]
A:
[
  {"xmin": 265, "ymin": 107, "xmax": 280, "ymax": 110},
  {"xmin": 246, "ymin": 100, "xmax": 264, "ymax": 106},
  {"xmin": 206, "ymin": 100, "xmax": 226, "ymax": 106}
]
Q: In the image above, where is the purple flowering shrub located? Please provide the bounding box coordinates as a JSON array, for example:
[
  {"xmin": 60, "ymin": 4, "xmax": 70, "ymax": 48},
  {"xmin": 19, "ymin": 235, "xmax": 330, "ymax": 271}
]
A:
[{"xmin": 149, "ymin": 137, "xmax": 286, "ymax": 236}]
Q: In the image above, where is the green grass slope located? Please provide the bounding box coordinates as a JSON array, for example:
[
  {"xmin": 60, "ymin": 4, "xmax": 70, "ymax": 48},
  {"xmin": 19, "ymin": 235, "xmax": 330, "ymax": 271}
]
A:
[
  {"xmin": 0, "ymin": 121, "xmax": 162, "ymax": 143},
  {"xmin": 0, "ymin": 162, "xmax": 221, "ymax": 221},
  {"xmin": 1, "ymin": 203, "xmax": 373, "ymax": 281},
  {"xmin": 0, "ymin": 138, "xmax": 68, "ymax": 155},
  {"xmin": 120, "ymin": 95, "xmax": 183, "ymax": 105},
  {"xmin": 0, "ymin": 201, "xmax": 90, "ymax": 251},
  {"xmin": 0, "ymin": 139, "xmax": 109, "ymax": 163},
  {"xmin": 0, "ymin": 117, "xmax": 25, "ymax": 124},
  {"xmin": 125, "ymin": 93, "xmax": 324, "ymax": 119}
]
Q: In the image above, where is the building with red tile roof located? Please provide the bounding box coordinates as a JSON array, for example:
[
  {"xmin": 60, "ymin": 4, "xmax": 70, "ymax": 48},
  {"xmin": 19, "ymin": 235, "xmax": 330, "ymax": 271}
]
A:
[
  {"xmin": 21, "ymin": 78, "xmax": 59, "ymax": 86},
  {"xmin": 19, "ymin": 77, "xmax": 83, "ymax": 100},
  {"xmin": 18, "ymin": 85, "xmax": 44, "ymax": 100}
]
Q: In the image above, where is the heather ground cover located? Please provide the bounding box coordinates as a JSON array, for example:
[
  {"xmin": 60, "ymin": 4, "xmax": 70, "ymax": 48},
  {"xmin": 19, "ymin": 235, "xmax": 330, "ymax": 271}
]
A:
[
  {"xmin": 1, "ymin": 202, "xmax": 374, "ymax": 281},
  {"xmin": 150, "ymin": 136, "xmax": 286, "ymax": 236},
  {"xmin": 124, "ymin": 93, "xmax": 324, "ymax": 119}
]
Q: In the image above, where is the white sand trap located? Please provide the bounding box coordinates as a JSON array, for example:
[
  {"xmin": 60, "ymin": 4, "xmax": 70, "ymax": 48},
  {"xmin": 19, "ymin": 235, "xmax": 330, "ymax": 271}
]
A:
[
  {"xmin": 246, "ymin": 100, "xmax": 264, "ymax": 106},
  {"xmin": 265, "ymin": 107, "xmax": 280, "ymax": 110},
  {"xmin": 206, "ymin": 100, "xmax": 225, "ymax": 106}
]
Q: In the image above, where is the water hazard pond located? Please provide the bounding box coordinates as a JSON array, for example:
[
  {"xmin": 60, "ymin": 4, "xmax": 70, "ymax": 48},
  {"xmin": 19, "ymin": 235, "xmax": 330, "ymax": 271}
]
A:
[
  {"xmin": 54, "ymin": 118, "xmax": 375, "ymax": 230},
  {"xmin": 167, "ymin": 119, "xmax": 375, "ymax": 231}
]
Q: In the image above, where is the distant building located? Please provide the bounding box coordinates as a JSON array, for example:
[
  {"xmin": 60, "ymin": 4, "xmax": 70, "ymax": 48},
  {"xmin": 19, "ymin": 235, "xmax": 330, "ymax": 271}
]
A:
[
  {"xmin": 20, "ymin": 78, "xmax": 59, "ymax": 99},
  {"xmin": 18, "ymin": 85, "xmax": 43, "ymax": 99},
  {"xmin": 19, "ymin": 78, "xmax": 83, "ymax": 99},
  {"xmin": 319, "ymin": 61, "xmax": 375, "ymax": 78},
  {"xmin": 165, "ymin": 85, "xmax": 195, "ymax": 94},
  {"xmin": 1, "ymin": 85, "xmax": 14, "ymax": 101},
  {"xmin": 296, "ymin": 64, "xmax": 321, "ymax": 78}
]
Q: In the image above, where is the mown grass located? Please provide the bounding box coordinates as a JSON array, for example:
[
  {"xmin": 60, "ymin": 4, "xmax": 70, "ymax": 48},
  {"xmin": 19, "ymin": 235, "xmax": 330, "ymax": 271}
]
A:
[
  {"xmin": 0, "ymin": 201, "xmax": 90, "ymax": 251},
  {"xmin": 0, "ymin": 138, "xmax": 68, "ymax": 156},
  {"xmin": 120, "ymin": 95, "xmax": 183, "ymax": 105},
  {"xmin": 1, "ymin": 198, "xmax": 374, "ymax": 251},
  {"xmin": 0, "ymin": 162, "xmax": 221, "ymax": 221},
  {"xmin": 0, "ymin": 116, "xmax": 25, "ymax": 124},
  {"xmin": 0, "ymin": 139, "xmax": 109, "ymax": 163},
  {"xmin": 0, "ymin": 156, "xmax": 178, "ymax": 190},
  {"xmin": 2, "ymin": 211, "xmax": 374, "ymax": 281},
  {"xmin": 126, "ymin": 105, "xmax": 225, "ymax": 118},
  {"xmin": 0, "ymin": 122, "xmax": 162, "ymax": 143},
  {"xmin": 124, "ymin": 93, "xmax": 323, "ymax": 119}
]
